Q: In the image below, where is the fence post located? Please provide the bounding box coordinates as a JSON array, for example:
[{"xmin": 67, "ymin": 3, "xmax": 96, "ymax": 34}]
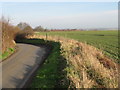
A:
[{"xmin": 46, "ymin": 33, "xmax": 47, "ymax": 40}]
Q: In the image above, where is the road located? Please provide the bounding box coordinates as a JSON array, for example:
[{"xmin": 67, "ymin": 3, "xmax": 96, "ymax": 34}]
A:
[{"xmin": 2, "ymin": 43, "xmax": 50, "ymax": 88}]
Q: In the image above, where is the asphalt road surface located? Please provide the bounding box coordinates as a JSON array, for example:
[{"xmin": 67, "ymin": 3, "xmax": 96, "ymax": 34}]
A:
[{"xmin": 2, "ymin": 43, "xmax": 50, "ymax": 88}]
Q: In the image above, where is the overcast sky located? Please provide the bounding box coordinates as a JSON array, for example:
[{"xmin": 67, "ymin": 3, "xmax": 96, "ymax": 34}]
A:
[{"xmin": 1, "ymin": 2, "xmax": 118, "ymax": 29}]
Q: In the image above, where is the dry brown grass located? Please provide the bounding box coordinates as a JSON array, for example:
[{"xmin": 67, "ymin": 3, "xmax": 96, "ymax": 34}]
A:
[{"xmin": 28, "ymin": 35, "xmax": 118, "ymax": 88}]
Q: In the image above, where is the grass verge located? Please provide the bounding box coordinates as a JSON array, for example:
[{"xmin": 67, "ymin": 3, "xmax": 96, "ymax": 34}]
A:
[
  {"xmin": 29, "ymin": 41, "xmax": 61, "ymax": 88},
  {"xmin": 0, "ymin": 48, "xmax": 15, "ymax": 60},
  {"xmin": 16, "ymin": 38, "xmax": 67, "ymax": 88}
]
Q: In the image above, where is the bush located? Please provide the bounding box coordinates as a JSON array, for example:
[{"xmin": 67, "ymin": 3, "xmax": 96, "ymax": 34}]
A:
[
  {"xmin": 15, "ymin": 26, "xmax": 34, "ymax": 39},
  {"xmin": 1, "ymin": 17, "xmax": 20, "ymax": 53}
]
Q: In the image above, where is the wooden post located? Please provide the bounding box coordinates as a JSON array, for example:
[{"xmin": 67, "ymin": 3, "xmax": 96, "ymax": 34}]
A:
[{"xmin": 46, "ymin": 33, "xmax": 47, "ymax": 41}]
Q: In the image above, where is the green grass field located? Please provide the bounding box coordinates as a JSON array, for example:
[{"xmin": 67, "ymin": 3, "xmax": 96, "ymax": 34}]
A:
[{"xmin": 36, "ymin": 30, "xmax": 119, "ymax": 63}]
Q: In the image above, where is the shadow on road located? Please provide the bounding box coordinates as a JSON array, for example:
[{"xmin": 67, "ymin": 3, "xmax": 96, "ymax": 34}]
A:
[{"xmin": 13, "ymin": 38, "xmax": 69, "ymax": 88}]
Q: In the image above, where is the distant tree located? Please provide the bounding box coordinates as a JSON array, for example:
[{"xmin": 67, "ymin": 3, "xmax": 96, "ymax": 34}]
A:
[
  {"xmin": 16, "ymin": 23, "xmax": 34, "ymax": 39},
  {"xmin": 22, "ymin": 26, "xmax": 33, "ymax": 35},
  {"xmin": 34, "ymin": 26, "xmax": 45, "ymax": 32},
  {"xmin": 17, "ymin": 22, "xmax": 30, "ymax": 30}
]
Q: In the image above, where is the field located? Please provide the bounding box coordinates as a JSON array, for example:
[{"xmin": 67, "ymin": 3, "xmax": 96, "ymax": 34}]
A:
[{"xmin": 36, "ymin": 30, "xmax": 119, "ymax": 63}]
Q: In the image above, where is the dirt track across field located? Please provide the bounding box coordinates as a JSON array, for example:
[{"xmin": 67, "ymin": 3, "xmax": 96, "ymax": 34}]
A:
[{"xmin": 2, "ymin": 43, "xmax": 51, "ymax": 88}]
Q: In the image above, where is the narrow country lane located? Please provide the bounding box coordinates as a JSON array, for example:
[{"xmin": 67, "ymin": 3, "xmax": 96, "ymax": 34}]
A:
[{"xmin": 2, "ymin": 43, "xmax": 50, "ymax": 88}]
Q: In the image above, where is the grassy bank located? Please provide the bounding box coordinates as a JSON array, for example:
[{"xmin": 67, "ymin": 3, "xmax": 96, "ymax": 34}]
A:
[
  {"xmin": 36, "ymin": 30, "xmax": 118, "ymax": 63},
  {"xmin": 28, "ymin": 35, "xmax": 118, "ymax": 88},
  {"xmin": 30, "ymin": 41, "xmax": 61, "ymax": 88}
]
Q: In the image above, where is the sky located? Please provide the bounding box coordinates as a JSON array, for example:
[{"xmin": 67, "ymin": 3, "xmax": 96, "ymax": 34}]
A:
[{"xmin": 1, "ymin": 2, "xmax": 118, "ymax": 29}]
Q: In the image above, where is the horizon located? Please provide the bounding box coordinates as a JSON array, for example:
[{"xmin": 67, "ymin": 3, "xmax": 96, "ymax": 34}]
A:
[{"xmin": 2, "ymin": 2, "xmax": 118, "ymax": 29}]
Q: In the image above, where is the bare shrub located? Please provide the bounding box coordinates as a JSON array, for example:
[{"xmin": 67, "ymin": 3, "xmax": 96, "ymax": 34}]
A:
[{"xmin": 1, "ymin": 17, "xmax": 20, "ymax": 53}]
